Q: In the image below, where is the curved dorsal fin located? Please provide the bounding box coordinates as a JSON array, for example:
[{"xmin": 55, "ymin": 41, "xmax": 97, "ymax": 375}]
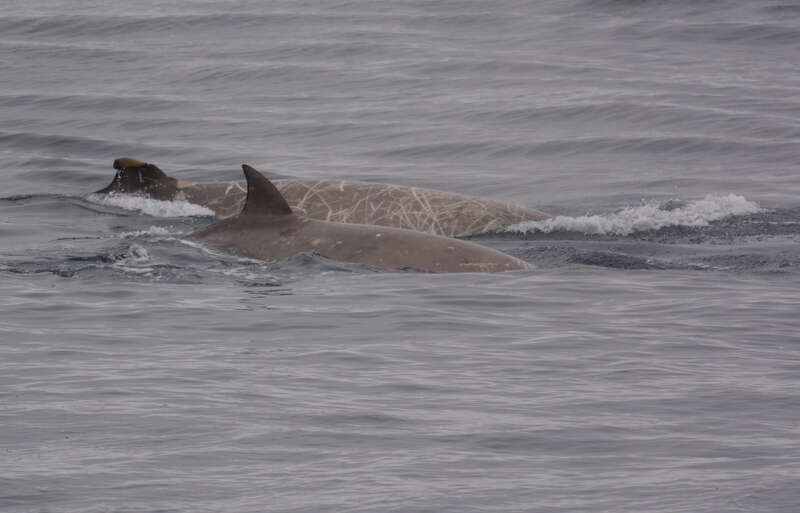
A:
[{"xmin": 240, "ymin": 164, "xmax": 292, "ymax": 217}]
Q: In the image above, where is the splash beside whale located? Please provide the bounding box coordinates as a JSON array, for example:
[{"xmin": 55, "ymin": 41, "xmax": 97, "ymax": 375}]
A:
[
  {"xmin": 189, "ymin": 165, "xmax": 533, "ymax": 273},
  {"xmin": 97, "ymin": 158, "xmax": 549, "ymax": 237}
]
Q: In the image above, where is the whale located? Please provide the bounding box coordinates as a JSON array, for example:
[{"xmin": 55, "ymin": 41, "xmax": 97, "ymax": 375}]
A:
[
  {"xmin": 189, "ymin": 165, "xmax": 533, "ymax": 273},
  {"xmin": 96, "ymin": 158, "xmax": 549, "ymax": 237}
]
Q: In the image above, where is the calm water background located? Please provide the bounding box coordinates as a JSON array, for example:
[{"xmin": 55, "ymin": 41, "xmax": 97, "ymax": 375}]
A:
[{"xmin": 2, "ymin": 1, "xmax": 799, "ymax": 512}]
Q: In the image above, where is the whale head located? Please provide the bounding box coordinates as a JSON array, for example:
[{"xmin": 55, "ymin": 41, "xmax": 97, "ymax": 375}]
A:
[{"xmin": 95, "ymin": 157, "xmax": 178, "ymax": 200}]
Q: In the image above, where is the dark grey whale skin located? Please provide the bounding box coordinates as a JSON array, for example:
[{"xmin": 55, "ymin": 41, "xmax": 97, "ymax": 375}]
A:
[{"xmin": 189, "ymin": 165, "xmax": 533, "ymax": 273}]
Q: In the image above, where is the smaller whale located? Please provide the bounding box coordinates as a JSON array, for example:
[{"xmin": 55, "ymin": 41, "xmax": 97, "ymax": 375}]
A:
[
  {"xmin": 189, "ymin": 165, "xmax": 533, "ymax": 273},
  {"xmin": 96, "ymin": 158, "xmax": 549, "ymax": 237}
]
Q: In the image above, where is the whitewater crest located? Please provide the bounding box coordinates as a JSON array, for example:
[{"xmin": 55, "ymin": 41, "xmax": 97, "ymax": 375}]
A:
[
  {"xmin": 85, "ymin": 193, "xmax": 214, "ymax": 218},
  {"xmin": 117, "ymin": 226, "xmax": 183, "ymax": 239},
  {"xmin": 506, "ymin": 194, "xmax": 762, "ymax": 236}
]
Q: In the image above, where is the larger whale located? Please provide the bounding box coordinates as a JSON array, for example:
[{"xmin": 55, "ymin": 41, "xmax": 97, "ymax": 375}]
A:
[
  {"xmin": 96, "ymin": 158, "xmax": 549, "ymax": 237},
  {"xmin": 189, "ymin": 165, "xmax": 533, "ymax": 273}
]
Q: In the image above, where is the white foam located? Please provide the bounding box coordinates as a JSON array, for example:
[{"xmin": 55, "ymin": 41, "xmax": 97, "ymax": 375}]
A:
[
  {"xmin": 178, "ymin": 239, "xmax": 265, "ymax": 264},
  {"xmin": 117, "ymin": 226, "xmax": 183, "ymax": 239},
  {"xmin": 507, "ymin": 194, "xmax": 762, "ymax": 236},
  {"xmin": 110, "ymin": 243, "xmax": 155, "ymax": 274},
  {"xmin": 86, "ymin": 193, "xmax": 214, "ymax": 218}
]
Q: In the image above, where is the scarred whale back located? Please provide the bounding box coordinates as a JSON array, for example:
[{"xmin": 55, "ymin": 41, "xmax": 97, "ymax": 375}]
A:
[
  {"xmin": 98, "ymin": 158, "xmax": 549, "ymax": 237},
  {"xmin": 178, "ymin": 178, "xmax": 546, "ymax": 237},
  {"xmin": 190, "ymin": 165, "xmax": 533, "ymax": 273}
]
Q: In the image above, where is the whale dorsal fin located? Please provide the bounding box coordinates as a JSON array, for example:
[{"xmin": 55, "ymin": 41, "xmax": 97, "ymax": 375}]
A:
[
  {"xmin": 240, "ymin": 164, "xmax": 293, "ymax": 217},
  {"xmin": 96, "ymin": 158, "xmax": 178, "ymax": 200}
]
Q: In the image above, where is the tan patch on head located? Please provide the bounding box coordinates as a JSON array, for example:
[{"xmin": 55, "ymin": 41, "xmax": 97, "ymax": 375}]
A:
[{"xmin": 113, "ymin": 157, "xmax": 146, "ymax": 170}]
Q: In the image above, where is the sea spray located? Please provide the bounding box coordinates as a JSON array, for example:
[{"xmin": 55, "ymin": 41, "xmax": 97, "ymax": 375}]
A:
[
  {"xmin": 117, "ymin": 226, "xmax": 183, "ymax": 239},
  {"xmin": 507, "ymin": 194, "xmax": 762, "ymax": 236},
  {"xmin": 86, "ymin": 193, "xmax": 214, "ymax": 218}
]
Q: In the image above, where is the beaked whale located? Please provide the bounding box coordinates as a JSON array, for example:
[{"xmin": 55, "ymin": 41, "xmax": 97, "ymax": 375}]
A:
[
  {"xmin": 97, "ymin": 158, "xmax": 549, "ymax": 237},
  {"xmin": 189, "ymin": 165, "xmax": 533, "ymax": 273}
]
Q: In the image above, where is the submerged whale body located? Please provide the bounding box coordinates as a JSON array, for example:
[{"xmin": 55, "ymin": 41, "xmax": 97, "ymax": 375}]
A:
[
  {"xmin": 189, "ymin": 165, "xmax": 533, "ymax": 273},
  {"xmin": 97, "ymin": 158, "xmax": 549, "ymax": 237}
]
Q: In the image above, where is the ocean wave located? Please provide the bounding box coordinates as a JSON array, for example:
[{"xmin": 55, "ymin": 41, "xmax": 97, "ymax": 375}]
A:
[
  {"xmin": 0, "ymin": 130, "xmax": 156, "ymax": 158},
  {"xmin": 117, "ymin": 226, "xmax": 183, "ymax": 239},
  {"xmin": 0, "ymin": 12, "xmax": 408, "ymax": 39},
  {"xmin": 759, "ymin": 4, "xmax": 800, "ymax": 16},
  {"xmin": 661, "ymin": 22, "xmax": 800, "ymax": 48},
  {"xmin": 85, "ymin": 193, "xmax": 214, "ymax": 218},
  {"xmin": 0, "ymin": 13, "xmax": 291, "ymax": 38},
  {"xmin": 0, "ymin": 92, "xmax": 192, "ymax": 113},
  {"xmin": 109, "ymin": 243, "xmax": 151, "ymax": 269},
  {"xmin": 173, "ymin": 61, "xmax": 345, "ymax": 87},
  {"xmin": 372, "ymin": 136, "xmax": 794, "ymax": 161},
  {"xmin": 506, "ymin": 194, "xmax": 762, "ymax": 236},
  {"xmin": 441, "ymin": 101, "xmax": 800, "ymax": 141},
  {"xmin": 0, "ymin": 39, "xmax": 143, "ymax": 61}
]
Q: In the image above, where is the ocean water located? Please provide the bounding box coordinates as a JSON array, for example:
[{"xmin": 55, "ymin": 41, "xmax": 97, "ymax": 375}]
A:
[{"xmin": 2, "ymin": 1, "xmax": 799, "ymax": 512}]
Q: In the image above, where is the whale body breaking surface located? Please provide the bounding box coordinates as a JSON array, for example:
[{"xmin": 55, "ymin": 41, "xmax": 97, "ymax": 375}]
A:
[
  {"xmin": 97, "ymin": 158, "xmax": 549, "ymax": 237},
  {"xmin": 188, "ymin": 165, "xmax": 533, "ymax": 273}
]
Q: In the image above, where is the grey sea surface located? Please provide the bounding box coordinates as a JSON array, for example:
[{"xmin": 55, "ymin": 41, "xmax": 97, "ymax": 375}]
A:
[{"xmin": 2, "ymin": 1, "xmax": 800, "ymax": 512}]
